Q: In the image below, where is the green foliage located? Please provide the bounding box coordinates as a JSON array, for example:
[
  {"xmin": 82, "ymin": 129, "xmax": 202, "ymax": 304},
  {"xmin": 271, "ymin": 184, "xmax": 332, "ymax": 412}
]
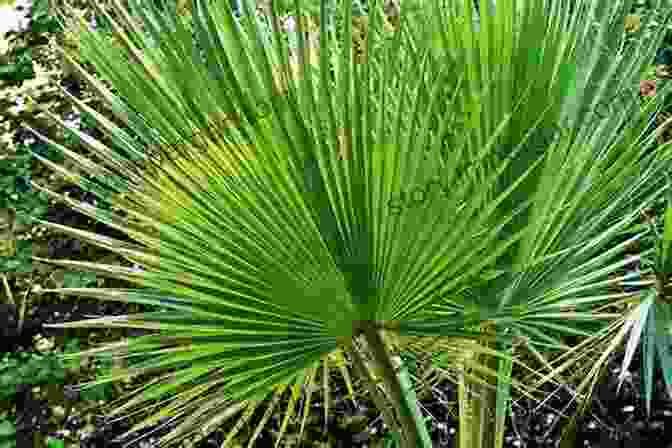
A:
[
  {"xmin": 0, "ymin": 351, "xmax": 65, "ymax": 400},
  {"xmin": 272, "ymin": 0, "xmax": 322, "ymax": 16},
  {"xmin": 0, "ymin": 140, "xmax": 47, "ymax": 273},
  {"xmin": 399, "ymin": 351, "xmax": 418, "ymax": 383},
  {"xmin": 629, "ymin": 2, "xmax": 672, "ymax": 44},
  {"xmin": 0, "ymin": 47, "xmax": 33, "ymax": 82},
  {"xmin": 0, "ymin": 240, "xmax": 34, "ymax": 273},
  {"xmin": 631, "ymin": 178, "xmax": 672, "ymax": 416},
  {"xmin": 0, "ymin": 143, "xmax": 49, "ymax": 228},
  {"xmin": 54, "ymin": 110, "xmax": 97, "ymax": 156},
  {"xmin": 2, "ymin": 0, "xmax": 64, "ymax": 79},
  {"xmin": 80, "ymin": 109, "xmax": 98, "ymax": 132},
  {"xmin": 61, "ymin": 126, "xmax": 82, "ymax": 148},
  {"xmin": 30, "ymin": 140, "xmax": 64, "ymax": 164},
  {"xmin": 79, "ymin": 350, "xmax": 115, "ymax": 402},
  {"xmin": 61, "ymin": 337, "xmax": 115, "ymax": 402},
  {"xmin": 45, "ymin": 437, "xmax": 65, "ymax": 448},
  {"xmin": 30, "ymin": 0, "xmax": 63, "ymax": 33},
  {"xmin": 60, "ymin": 337, "xmax": 81, "ymax": 372},
  {"xmin": 28, "ymin": 0, "xmax": 672, "ymax": 447},
  {"xmin": 379, "ymin": 352, "xmax": 431, "ymax": 448},
  {"xmin": 0, "ymin": 417, "xmax": 16, "ymax": 448},
  {"xmin": 61, "ymin": 271, "xmax": 97, "ymax": 288}
]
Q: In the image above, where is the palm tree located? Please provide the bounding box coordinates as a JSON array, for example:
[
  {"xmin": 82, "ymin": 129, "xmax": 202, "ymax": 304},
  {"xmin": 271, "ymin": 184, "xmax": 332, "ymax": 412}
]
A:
[{"xmin": 23, "ymin": 0, "xmax": 672, "ymax": 447}]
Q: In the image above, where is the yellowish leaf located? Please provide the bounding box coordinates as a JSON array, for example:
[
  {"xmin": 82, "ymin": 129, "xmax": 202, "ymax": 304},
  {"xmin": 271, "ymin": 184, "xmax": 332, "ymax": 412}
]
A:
[{"xmin": 625, "ymin": 14, "xmax": 641, "ymax": 33}]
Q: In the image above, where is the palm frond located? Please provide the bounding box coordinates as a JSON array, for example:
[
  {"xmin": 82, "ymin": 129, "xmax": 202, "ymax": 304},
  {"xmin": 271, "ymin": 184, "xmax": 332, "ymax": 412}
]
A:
[{"xmin": 25, "ymin": 0, "xmax": 672, "ymax": 447}]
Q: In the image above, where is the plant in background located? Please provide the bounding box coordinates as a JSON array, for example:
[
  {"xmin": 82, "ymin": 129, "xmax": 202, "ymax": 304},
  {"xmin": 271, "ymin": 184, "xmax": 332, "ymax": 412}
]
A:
[
  {"xmin": 45, "ymin": 437, "xmax": 65, "ymax": 448},
  {"xmin": 19, "ymin": 1, "xmax": 672, "ymax": 448},
  {"xmin": 60, "ymin": 270, "xmax": 97, "ymax": 288},
  {"xmin": 0, "ymin": 46, "xmax": 34, "ymax": 82},
  {"xmin": 0, "ymin": 417, "xmax": 16, "ymax": 448},
  {"xmin": 0, "ymin": 142, "xmax": 49, "ymax": 230},
  {"xmin": 78, "ymin": 350, "xmax": 116, "ymax": 402},
  {"xmin": 0, "ymin": 240, "xmax": 35, "ymax": 274},
  {"xmin": 30, "ymin": 0, "xmax": 63, "ymax": 33},
  {"xmin": 0, "ymin": 351, "xmax": 65, "ymax": 400},
  {"xmin": 623, "ymin": 177, "xmax": 672, "ymax": 418},
  {"xmin": 0, "ymin": 140, "xmax": 48, "ymax": 274},
  {"xmin": 60, "ymin": 336, "xmax": 117, "ymax": 402},
  {"xmin": 632, "ymin": 0, "xmax": 672, "ymax": 42}
]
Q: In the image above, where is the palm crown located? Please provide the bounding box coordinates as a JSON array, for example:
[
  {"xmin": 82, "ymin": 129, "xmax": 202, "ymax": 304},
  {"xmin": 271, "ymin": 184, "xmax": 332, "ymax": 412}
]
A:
[{"xmin": 21, "ymin": 0, "xmax": 672, "ymax": 447}]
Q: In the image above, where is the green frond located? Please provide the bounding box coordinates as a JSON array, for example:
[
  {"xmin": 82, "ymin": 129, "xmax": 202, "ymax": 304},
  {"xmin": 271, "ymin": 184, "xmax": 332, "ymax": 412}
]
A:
[{"xmin": 28, "ymin": 0, "xmax": 672, "ymax": 447}]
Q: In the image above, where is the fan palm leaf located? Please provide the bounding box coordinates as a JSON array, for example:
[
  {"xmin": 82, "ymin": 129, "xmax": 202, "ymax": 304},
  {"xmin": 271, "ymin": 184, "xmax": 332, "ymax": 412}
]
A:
[{"xmin": 22, "ymin": 0, "xmax": 672, "ymax": 447}]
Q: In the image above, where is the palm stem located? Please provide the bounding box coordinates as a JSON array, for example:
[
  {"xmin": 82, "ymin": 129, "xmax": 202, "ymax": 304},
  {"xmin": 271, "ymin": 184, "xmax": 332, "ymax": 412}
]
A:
[
  {"xmin": 359, "ymin": 322, "xmax": 425, "ymax": 448},
  {"xmin": 348, "ymin": 337, "xmax": 402, "ymax": 440},
  {"xmin": 458, "ymin": 325, "xmax": 498, "ymax": 448}
]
